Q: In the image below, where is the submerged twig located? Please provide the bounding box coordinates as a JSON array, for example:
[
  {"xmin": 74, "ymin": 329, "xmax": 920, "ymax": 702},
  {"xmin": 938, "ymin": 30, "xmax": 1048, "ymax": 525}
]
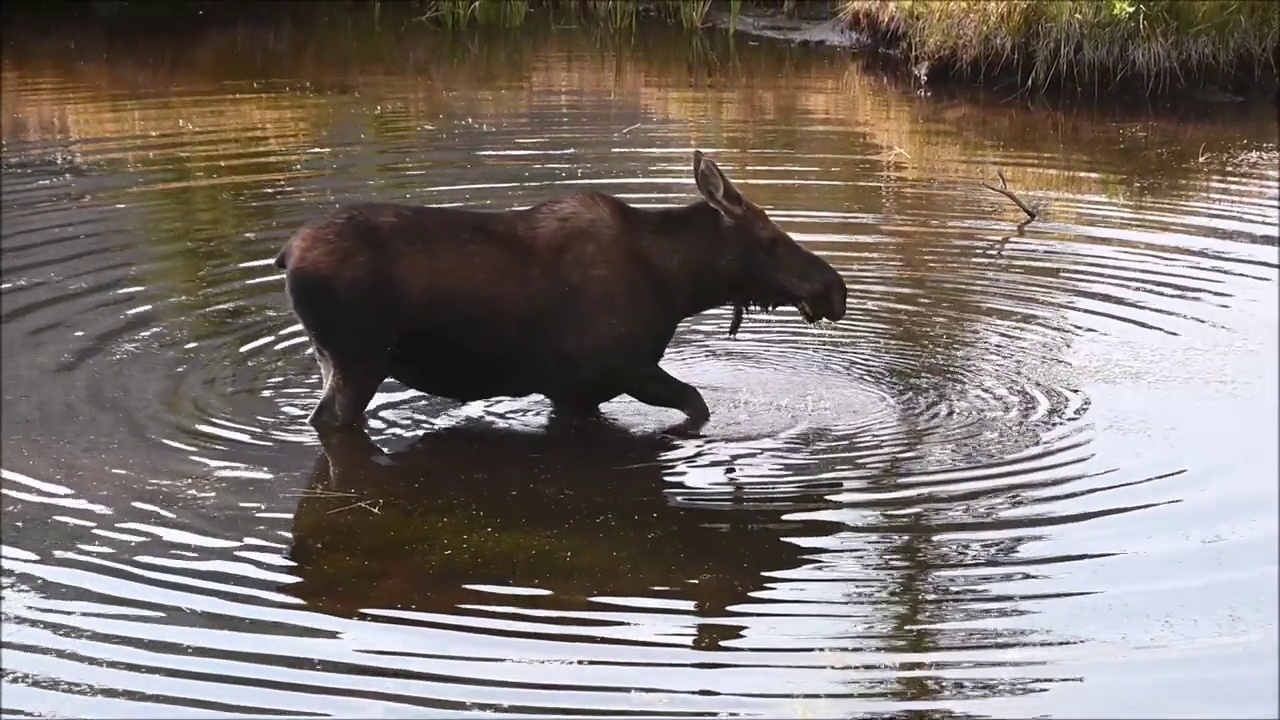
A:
[
  {"xmin": 325, "ymin": 499, "xmax": 383, "ymax": 516},
  {"xmin": 874, "ymin": 146, "xmax": 911, "ymax": 162},
  {"xmin": 282, "ymin": 487, "xmax": 357, "ymax": 499},
  {"xmin": 982, "ymin": 169, "xmax": 1039, "ymax": 231}
]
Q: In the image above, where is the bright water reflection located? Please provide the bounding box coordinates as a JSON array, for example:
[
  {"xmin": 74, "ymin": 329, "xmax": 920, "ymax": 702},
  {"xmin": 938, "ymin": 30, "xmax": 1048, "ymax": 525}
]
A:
[{"xmin": 1, "ymin": 7, "xmax": 1277, "ymax": 718}]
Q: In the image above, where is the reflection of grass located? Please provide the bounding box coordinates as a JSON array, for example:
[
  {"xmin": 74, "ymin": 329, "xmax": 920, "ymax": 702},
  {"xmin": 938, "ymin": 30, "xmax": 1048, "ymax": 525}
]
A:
[
  {"xmin": 5, "ymin": 12, "xmax": 1267, "ymax": 210},
  {"xmin": 634, "ymin": 46, "xmax": 1274, "ymax": 214},
  {"xmin": 840, "ymin": 0, "xmax": 1280, "ymax": 94}
]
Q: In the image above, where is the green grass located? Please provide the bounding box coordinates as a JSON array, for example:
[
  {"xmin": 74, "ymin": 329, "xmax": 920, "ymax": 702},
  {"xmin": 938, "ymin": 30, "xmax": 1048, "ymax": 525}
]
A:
[
  {"xmin": 420, "ymin": 0, "xmax": 742, "ymax": 32},
  {"xmin": 10, "ymin": 0, "xmax": 755, "ymax": 32},
  {"xmin": 424, "ymin": 0, "xmax": 530, "ymax": 29},
  {"xmin": 839, "ymin": 0, "xmax": 1280, "ymax": 94}
]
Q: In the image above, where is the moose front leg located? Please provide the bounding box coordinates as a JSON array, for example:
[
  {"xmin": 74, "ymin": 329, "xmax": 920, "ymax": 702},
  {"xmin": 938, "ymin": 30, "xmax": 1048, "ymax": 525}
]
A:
[{"xmin": 625, "ymin": 365, "xmax": 710, "ymax": 435}]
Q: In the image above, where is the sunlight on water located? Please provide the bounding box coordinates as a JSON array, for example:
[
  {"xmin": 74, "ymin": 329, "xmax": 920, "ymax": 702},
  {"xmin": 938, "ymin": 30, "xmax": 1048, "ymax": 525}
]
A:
[{"xmin": 1, "ymin": 6, "xmax": 1277, "ymax": 719}]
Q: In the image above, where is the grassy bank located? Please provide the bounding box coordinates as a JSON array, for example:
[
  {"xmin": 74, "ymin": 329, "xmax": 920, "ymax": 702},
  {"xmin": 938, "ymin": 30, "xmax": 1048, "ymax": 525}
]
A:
[
  {"xmin": 839, "ymin": 0, "xmax": 1280, "ymax": 96},
  {"xmin": 1, "ymin": 0, "xmax": 762, "ymax": 31},
  {"xmin": 425, "ymin": 0, "xmax": 747, "ymax": 31},
  {"xmin": 6, "ymin": 0, "xmax": 1275, "ymax": 97}
]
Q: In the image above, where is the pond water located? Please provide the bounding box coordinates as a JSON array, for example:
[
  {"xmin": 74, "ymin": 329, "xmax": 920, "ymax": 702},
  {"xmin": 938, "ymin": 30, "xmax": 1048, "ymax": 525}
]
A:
[{"xmin": 2, "ymin": 7, "xmax": 1277, "ymax": 719}]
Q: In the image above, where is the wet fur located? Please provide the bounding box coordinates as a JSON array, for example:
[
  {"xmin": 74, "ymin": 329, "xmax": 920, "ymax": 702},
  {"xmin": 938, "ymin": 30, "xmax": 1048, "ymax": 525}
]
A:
[{"xmin": 274, "ymin": 151, "xmax": 847, "ymax": 434}]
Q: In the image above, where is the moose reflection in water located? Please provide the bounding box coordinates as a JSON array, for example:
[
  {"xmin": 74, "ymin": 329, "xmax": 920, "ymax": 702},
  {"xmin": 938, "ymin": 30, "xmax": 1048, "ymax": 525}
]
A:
[
  {"xmin": 286, "ymin": 421, "xmax": 812, "ymax": 650},
  {"xmin": 274, "ymin": 151, "xmax": 848, "ymax": 435},
  {"xmin": 283, "ymin": 416, "xmax": 1116, "ymax": 702}
]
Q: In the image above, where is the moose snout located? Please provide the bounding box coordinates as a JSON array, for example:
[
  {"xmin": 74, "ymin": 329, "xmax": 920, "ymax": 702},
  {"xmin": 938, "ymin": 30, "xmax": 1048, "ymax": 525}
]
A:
[
  {"xmin": 801, "ymin": 263, "xmax": 847, "ymax": 323},
  {"xmin": 788, "ymin": 253, "xmax": 847, "ymax": 324},
  {"xmin": 791, "ymin": 268, "xmax": 846, "ymax": 324},
  {"xmin": 825, "ymin": 271, "xmax": 848, "ymax": 321}
]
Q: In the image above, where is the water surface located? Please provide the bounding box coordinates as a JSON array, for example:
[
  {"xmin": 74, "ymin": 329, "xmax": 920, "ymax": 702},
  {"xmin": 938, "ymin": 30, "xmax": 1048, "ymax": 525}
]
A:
[{"xmin": 2, "ymin": 9, "xmax": 1277, "ymax": 719}]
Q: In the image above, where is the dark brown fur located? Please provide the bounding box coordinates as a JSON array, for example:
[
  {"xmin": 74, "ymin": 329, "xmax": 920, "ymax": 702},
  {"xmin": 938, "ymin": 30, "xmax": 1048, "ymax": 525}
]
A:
[{"xmin": 274, "ymin": 150, "xmax": 847, "ymax": 434}]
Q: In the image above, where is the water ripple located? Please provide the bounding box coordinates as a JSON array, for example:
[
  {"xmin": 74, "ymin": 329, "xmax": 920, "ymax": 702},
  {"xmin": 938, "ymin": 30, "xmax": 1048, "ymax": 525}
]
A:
[{"xmin": 2, "ymin": 13, "xmax": 1277, "ymax": 720}]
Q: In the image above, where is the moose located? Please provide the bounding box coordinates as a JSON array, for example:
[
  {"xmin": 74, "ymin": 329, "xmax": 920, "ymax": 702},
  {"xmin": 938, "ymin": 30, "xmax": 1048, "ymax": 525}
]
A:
[{"xmin": 273, "ymin": 150, "xmax": 847, "ymax": 434}]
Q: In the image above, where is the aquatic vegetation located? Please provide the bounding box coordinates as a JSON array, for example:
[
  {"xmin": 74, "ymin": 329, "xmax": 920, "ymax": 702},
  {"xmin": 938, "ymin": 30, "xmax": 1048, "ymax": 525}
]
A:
[
  {"xmin": 426, "ymin": 0, "xmax": 531, "ymax": 29},
  {"xmin": 839, "ymin": 0, "xmax": 1280, "ymax": 94},
  {"xmin": 421, "ymin": 0, "xmax": 744, "ymax": 31}
]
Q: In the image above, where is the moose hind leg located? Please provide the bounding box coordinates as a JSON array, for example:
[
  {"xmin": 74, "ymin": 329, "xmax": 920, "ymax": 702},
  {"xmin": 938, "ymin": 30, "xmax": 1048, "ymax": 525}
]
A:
[
  {"xmin": 309, "ymin": 361, "xmax": 387, "ymax": 430},
  {"xmin": 288, "ymin": 274, "xmax": 393, "ymax": 431},
  {"xmin": 314, "ymin": 347, "xmax": 334, "ymax": 388},
  {"xmin": 307, "ymin": 346, "xmax": 340, "ymax": 427},
  {"xmin": 305, "ymin": 328, "xmax": 391, "ymax": 430}
]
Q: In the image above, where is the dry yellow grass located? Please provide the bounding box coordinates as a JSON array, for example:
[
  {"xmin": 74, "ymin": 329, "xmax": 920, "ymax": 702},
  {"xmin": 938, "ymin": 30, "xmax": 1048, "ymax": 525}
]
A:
[{"xmin": 840, "ymin": 0, "xmax": 1280, "ymax": 94}]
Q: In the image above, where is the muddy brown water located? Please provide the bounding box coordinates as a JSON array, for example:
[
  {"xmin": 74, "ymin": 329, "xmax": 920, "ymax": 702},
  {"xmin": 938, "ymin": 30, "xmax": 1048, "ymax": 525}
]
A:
[{"xmin": 2, "ymin": 8, "xmax": 1277, "ymax": 719}]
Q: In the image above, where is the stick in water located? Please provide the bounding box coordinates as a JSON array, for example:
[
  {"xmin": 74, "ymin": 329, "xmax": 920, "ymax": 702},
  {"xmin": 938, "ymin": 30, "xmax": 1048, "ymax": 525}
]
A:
[
  {"xmin": 982, "ymin": 169, "xmax": 1039, "ymax": 231},
  {"xmin": 729, "ymin": 303, "xmax": 744, "ymax": 337}
]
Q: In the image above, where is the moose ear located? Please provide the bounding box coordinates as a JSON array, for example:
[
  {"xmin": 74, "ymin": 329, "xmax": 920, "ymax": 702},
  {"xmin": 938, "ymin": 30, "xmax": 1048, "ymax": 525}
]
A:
[{"xmin": 693, "ymin": 150, "xmax": 744, "ymax": 217}]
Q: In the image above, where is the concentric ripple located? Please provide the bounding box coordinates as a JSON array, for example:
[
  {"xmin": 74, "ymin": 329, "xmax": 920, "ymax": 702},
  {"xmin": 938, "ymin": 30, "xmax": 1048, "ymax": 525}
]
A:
[{"xmin": 3, "ymin": 11, "xmax": 1278, "ymax": 720}]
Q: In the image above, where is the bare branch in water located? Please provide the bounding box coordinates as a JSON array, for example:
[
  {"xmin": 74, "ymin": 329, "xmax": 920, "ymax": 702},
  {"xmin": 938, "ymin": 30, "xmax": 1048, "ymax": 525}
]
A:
[
  {"xmin": 325, "ymin": 499, "xmax": 383, "ymax": 516},
  {"xmin": 728, "ymin": 303, "xmax": 744, "ymax": 337},
  {"xmin": 982, "ymin": 169, "xmax": 1039, "ymax": 230},
  {"xmin": 282, "ymin": 488, "xmax": 357, "ymax": 499}
]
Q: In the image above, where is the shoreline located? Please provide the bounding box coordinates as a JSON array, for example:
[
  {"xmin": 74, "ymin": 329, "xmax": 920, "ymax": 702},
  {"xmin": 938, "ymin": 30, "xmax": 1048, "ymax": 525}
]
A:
[
  {"xmin": 825, "ymin": 1, "xmax": 1279, "ymax": 104},
  {"xmin": 707, "ymin": 4, "xmax": 1278, "ymax": 108},
  {"xmin": 5, "ymin": 0, "xmax": 1277, "ymax": 105}
]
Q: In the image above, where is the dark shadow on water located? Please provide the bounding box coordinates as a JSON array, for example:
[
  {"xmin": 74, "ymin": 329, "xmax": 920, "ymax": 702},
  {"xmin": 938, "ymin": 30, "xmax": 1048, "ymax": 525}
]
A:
[{"xmin": 286, "ymin": 421, "xmax": 813, "ymax": 648}]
